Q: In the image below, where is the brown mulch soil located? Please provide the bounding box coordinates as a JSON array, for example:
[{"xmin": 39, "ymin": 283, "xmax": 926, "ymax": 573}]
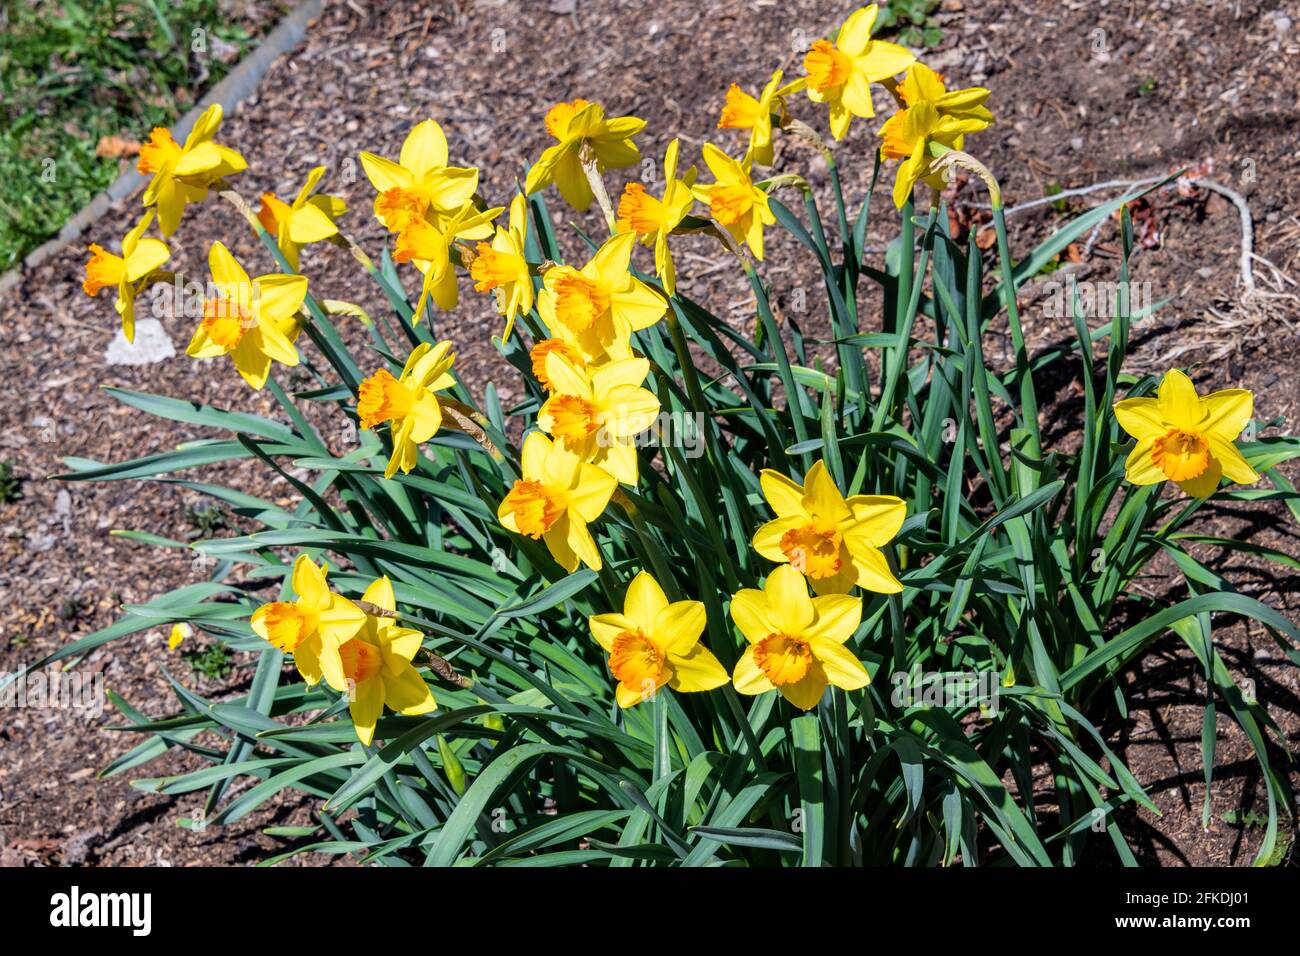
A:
[{"xmin": 1, "ymin": 0, "xmax": 1298, "ymax": 866}]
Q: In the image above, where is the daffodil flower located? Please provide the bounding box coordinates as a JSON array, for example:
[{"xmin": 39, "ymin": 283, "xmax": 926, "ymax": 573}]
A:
[
  {"xmin": 469, "ymin": 194, "xmax": 533, "ymax": 341},
  {"xmin": 615, "ymin": 139, "xmax": 696, "ymax": 296},
  {"xmin": 717, "ymin": 71, "xmax": 805, "ymax": 167},
  {"xmin": 692, "ymin": 144, "xmax": 776, "ymax": 260},
  {"xmin": 167, "ymin": 622, "xmax": 191, "ymax": 651},
  {"xmin": 337, "ymin": 575, "xmax": 437, "ymax": 746},
  {"xmin": 879, "ymin": 63, "xmax": 994, "ymax": 207},
  {"xmin": 498, "ymin": 431, "xmax": 617, "ymax": 572},
  {"xmin": 536, "ymin": 231, "xmax": 666, "ymax": 361},
  {"xmin": 256, "ymin": 165, "xmax": 347, "ymax": 270},
  {"xmin": 731, "ymin": 564, "xmax": 869, "ymax": 711},
  {"xmin": 251, "ymin": 555, "xmax": 367, "ymax": 691},
  {"xmin": 1114, "ymin": 369, "xmax": 1259, "ymax": 498},
  {"xmin": 589, "ymin": 571, "xmax": 729, "ymax": 707},
  {"xmin": 82, "ymin": 211, "xmax": 169, "ymax": 342},
  {"xmin": 524, "ymin": 99, "xmax": 646, "ymax": 211},
  {"xmin": 803, "ymin": 4, "xmax": 915, "ymax": 140},
  {"xmin": 357, "ymin": 341, "xmax": 457, "ymax": 479},
  {"xmin": 538, "ymin": 352, "xmax": 660, "ymax": 485},
  {"xmin": 137, "ymin": 104, "xmax": 248, "ymax": 237},
  {"xmin": 754, "ymin": 460, "xmax": 905, "ymax": 594},
  {"xmin": 185, "ymin": 242, "xmax": 307, "ymax": 390},
  {"xmin": 393, "ymin": 201, "xmax": 502, "ymax": 317},
  {"xmin": 360, "ymin": 119, "xmax": 488, "ymax": 238}
]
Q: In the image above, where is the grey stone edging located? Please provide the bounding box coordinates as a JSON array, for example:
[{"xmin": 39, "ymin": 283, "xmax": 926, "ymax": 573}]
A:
[{"xmin": 0, "ymin": 0, "xmax": 325, "ymax": 296}]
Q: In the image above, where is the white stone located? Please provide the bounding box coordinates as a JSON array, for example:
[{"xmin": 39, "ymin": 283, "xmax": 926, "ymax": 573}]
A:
[{"xmin": 104, "ymin": 318, "xmax": 176, "ymax": 366}]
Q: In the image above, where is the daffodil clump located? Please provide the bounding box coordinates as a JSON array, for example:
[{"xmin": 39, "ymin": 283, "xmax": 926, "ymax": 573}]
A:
[{"xmin": 61, "ymin": 5, "xmax": 1300, "ymax": 868}]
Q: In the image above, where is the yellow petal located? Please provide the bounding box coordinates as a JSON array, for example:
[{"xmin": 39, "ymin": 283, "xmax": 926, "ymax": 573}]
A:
[
  {"xmin": 759, "ymin": 468, "xmax": 808, "ymax": 517},
  {"xmin": 361, "ymin": 575, "xmax": 396, "ymax": 611},
  {"xmin": 520, "ymin": 430, "xmax": 552, "ymax": 479},
  {"xmin": 753, "ymin": 515, "xmax": 803, "ymax": 562},
  {"xmin": 801, "ymin": 460, "xmax": 851, "ymax": 523},
  {"xmin": 847, "ymin": 542, "xmax": 903, "ymax": 594},
  {"xmin": 319, "ymin": 595, "xmax": 367, "ymax": 647},
  {"xmin": 836, "ymin": 4, "xmax": 879, "ymax": 56},
  {"xmin": 563, "ymin": 514, "xmax": 602, "ymax": 571},
  {"xmin": 1157, "ymin": 369, "xmax": 1202, "ymax": 431},
  {"xmin": 844, "ymin": 494, "xmax": 906, "ymax": 546},
  {"xmin": 1175, "ymin": 455, "xmax": 1223, "ymax": 498},
  {"xmin": 292, "ymin": 555, "xmax": 329, "ymax": 609},
  {"xmin": 124, "ymin": 237, "xmax": 170, "ymax": 282},
  {"xmin": 668, "ymin": 643, "xmax": 729, "ymax": 692},
  {"xmin": 609, "ymin": 278, "xmax": 668, "ymax": 332},
  {"xmin": 1123, "ymin": 435, "xmax": 1166, "ymax": 485},
  {"xmin": 567, "ymin": 463, "xmax": 617, "ymax": 523},
  {"xmin": 399, "ymin": 119, "xmax": 450, "ymax": 178},
  {"xmin": 1208, "ymin": 436, "xmax": 1259, "ymax": 485},
  {"xmin": 1113, "ymin": 396, "xmax": 1166, "ymax": 441},
  {"xmin": 765, "ymin": 564, "xmax": 815, "ymax": 634},
  {"xmin": 591, "ymin": 357, "xmax": 650, "ymax": 395},
  {"xmin": 544, "ymin": 351, "xmax": 593, "ymax": 398},
  {"xmin": 654, "ymin": 600, "xmax": 707, "ymax": 655},
  {"xmin": 779, "ymin": 662, "xmax": 829, "ymax": 710},
  {"xmin": 360, "ymin": 151, "xmax": 411, "ymax": 194},
  {"xmin": 857, "ymin": 40, "xmax": 916, "ymax": 82},
  {"xmin": 732, "ymin": 646, "xmax": 775, "ymax": 695},
  {"xmin": 230, "ymin": 336, "xmax": 274, "ymax": 389},
  {"xmin": 625, "ymin": 570, "xmax": 669, "ymax": 631},
  {"xmin": 590, "ymin": 612, "xmax": 636, "ymax": 652},
  {"xmin": 811, "ymin": 638, "xmax": 870, "ymax": 690},
  {"xmin": 807, "ymin": 594, "xmax": 862, "ymax": 644},
  {"xmin": 730, "ymin": 589, "xmax": 777, "ymax": 644},
  {"xmin": 383, "ymin": 665, "xmax": 437, "ymax": 715},
  {"xmin": 407, "ymin": 390, "xmax": 444, "ymax": 444},
  {"xmin": 208, "ymin": 241, "xmax": 250, "ymax": 294},
  {"xmin": 1201, "ymin": 388, "xmax": 1253, "ymax": 443},
  {"xmin": 381, "ymin": 624, "xmax": 423, "ymax": 667},
  {"xmin": 288, "ymin": 203, "xmax": 339, "ymax": 243},
  {"xmin": 348, "ymin": 675, "xmax": 385, "ymax": 746}
]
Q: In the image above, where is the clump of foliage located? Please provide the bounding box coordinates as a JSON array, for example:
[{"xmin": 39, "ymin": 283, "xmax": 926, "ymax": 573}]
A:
[{"xmin": 15, "ymin": 4, "xmax": 1300, "ymax": 868}]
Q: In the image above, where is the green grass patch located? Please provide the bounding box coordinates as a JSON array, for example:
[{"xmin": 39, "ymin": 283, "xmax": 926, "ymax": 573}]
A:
[{"xmin": 0, "ymin": 0, "xmax": 282, "ymax": 270}]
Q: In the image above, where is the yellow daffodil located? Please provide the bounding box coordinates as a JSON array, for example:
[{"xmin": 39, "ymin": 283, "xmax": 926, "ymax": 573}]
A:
[
  {"xmin": 692, "ymin": 144, "xmax": 776, "ymax": 260},
  {"xmin": 470, "ymin": 194, "xmax": 533, "ymax": 341},
  {"xmin": 754, "ymin": 460, "xmax": 905, "ymax": 594},
  {"xmin": 588, "ymin": 571, "xmax": 729, "ymax": 707},
  {"xmin": 167, "ymin": 622, "xmax": 191, "ymax": 651},
  {"xmin": 82, "ymin": 211, "xmax": 169, "ymax": 342},
  {"xmin": 251, "ymin": 554, "xmax": 366, "ymax": 691},
  {"xmin": 538, "ymin": 352, "xmax": 660, "ymax": 485},
  {"xmin": 803, "ymin": 4, "xmax": 915, "ymax": 140},
  {"xmin": 498, "ymin": 431, "xmax": 617, "ymax": 572},
  {"xmin": 137, "ymin": 104, "xmax": 247, "ymax": 236},
  {"xmin": 536, "ymin": 231, "xmax": 666, "ymax": 361},
  {"xmin": 731, "ymin": 564, "xmax": 869, "ymax": 710},
  {"xmin": 615, "ymin": 138, "xmax": 696, "ymax": 296},
  {"xmin": 524, "ymin": 99, "xmax": 645, "ymax": 211},
  {"xmin": 358, "ymin": 341, "xmax": 456, "ymax": 479},
  {"xmin": 256, "ymin": 165, "xmax": 347, "ymax": 270},
  {"xmin": 185, "ymin": 242, "xmax": 306, "ymax": 389},
  {"xmin": 529, "ymin": 338, "xmax": 587, "ymax": 391},
  {"xmin": 1114, "ymin": 369, "xmax": 1259, "ymax": 498},
  {"xmin": 717, "ymin": 71, "xmax": 805, "ymax": 166},
  {"xmin": 393, "ymin": 201, "xmax": 502, "ymax": 317},
  {"xmin": 337, "ymin": 575, "xmax": 437, "ymax": 746},
  {"xmin": 360, "ymin": 119, "xmax": 489, "ymax": 239},
  {"xmin": 879, "ymin": 63, "xmax": 994, "ymax": 207}
]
